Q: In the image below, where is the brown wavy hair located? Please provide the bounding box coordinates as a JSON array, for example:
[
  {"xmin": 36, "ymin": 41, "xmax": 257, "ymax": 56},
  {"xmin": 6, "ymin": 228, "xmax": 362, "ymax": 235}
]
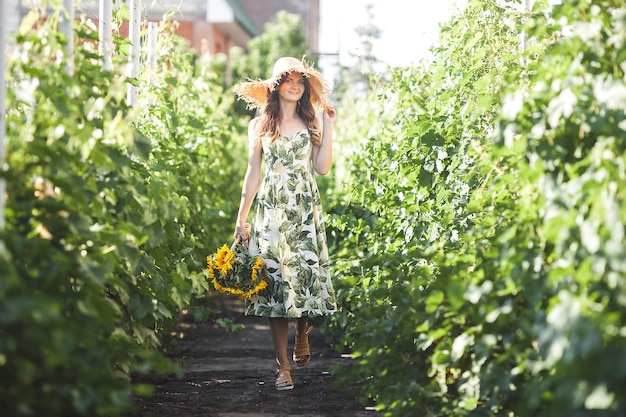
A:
[{"xmin": 256, "ymin": 73, "xmax": 322, "ymax": 145}]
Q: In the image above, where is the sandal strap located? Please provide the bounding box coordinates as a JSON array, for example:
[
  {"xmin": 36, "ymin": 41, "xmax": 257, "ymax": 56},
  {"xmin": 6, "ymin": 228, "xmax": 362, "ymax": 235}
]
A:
[
  {"xmin": 275, "ymin": 368, "xmax": 294, "ymax": 389},
  {"xmin": 276, "ymin": 365, "xmax": 291, "ymax": 374},
  {"xmin": 294, "ymin": 341, "xmax": 310, "ymax": 353},
  {"xmin": 295, "ymin": 325, "xmax": 313, "ymax": 339},
  {"xmin": 294, "ymin": 325, "xmax": 313, "ymax": 354}
]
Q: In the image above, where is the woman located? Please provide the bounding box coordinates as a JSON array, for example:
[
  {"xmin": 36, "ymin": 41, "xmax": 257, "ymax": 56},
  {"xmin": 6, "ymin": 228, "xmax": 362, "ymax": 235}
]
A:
[{"xmin": 232, "ymin": 57, "xmax": 337, "ymax": 391}]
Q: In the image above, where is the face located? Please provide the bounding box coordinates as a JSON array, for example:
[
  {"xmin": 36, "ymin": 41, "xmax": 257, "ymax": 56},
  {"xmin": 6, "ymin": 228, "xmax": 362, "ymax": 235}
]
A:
[{"xmin": 277, "ymin": 72, "xmax": 305, "ymax": 102}]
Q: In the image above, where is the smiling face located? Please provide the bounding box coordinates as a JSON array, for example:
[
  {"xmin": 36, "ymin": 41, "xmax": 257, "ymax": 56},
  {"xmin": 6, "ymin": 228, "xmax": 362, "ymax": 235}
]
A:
[{"xmin": 277, "ymin": 72, "xmax": 306, "ymax": 103}]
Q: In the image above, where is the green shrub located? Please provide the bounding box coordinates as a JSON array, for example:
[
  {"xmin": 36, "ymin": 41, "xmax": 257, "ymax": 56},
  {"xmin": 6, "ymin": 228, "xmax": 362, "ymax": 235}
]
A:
[
  {"xmin": 0, "ymin": 11, "xmax": 242, "ymax": 416},
  {"xmin": 326, "ymin": 0, "xmax": 626, "ymax": 415},
  {"xmin": 1, "ymin": 12, "xmax": 173, "ymax": 416}
]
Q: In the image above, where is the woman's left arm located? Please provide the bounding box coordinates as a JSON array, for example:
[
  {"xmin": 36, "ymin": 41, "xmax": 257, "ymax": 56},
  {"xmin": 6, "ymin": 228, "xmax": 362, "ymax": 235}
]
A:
[{"xmin": 312, "ymin": 106, "xmax": 337, "ymax": 175}]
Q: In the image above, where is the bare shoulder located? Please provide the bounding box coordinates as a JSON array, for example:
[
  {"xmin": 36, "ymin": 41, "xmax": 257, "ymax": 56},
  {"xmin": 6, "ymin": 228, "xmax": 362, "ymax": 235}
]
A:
[
  {"xmin": 248, "ymin": 117, "xmax": 262, "ymax": 141},
  {"xmin": 247, "ymin": 117, "xmax": 263, "ymax": 150},
  {"xmin": 249, "ymin": 117, "xmax": 261, "ymax": 133}
]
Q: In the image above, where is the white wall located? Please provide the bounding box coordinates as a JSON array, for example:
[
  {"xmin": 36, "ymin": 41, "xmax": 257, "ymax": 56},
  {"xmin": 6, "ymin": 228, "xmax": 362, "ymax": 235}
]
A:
[
  {"xmin": 7, "ymin": 0, "xmax": 23, "ymax": 32},
  {"xmin": 206, "ymin": 0, "xmax": 234, "ymax": 23}
]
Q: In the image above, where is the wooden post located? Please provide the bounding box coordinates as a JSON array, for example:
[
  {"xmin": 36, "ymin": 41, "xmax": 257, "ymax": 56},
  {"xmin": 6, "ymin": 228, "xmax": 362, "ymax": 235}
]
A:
[
  {"xmin": 127, "ymin": 0, "xmax": 141, "ymax": 106},
  {"xmin": 59, "ymin": 0, "xmax": 75, "ymax": 74},
  {"xmin": 147, "ymin": 21, "xmax": 158, "ymax": 73},
  {"xmin": 0, "ymin": 0, "xmax": 7, "ymax": 239},
  {"xmin": 522, "ymin": 0, "xmax": 533, "ymax": 52},
  {"xmin": 99, "ymin": 0, "xmax": 113, "ymax": 70}
]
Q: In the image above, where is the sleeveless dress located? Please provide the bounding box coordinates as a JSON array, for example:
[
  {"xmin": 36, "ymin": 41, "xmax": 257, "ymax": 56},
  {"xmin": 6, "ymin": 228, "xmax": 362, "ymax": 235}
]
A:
[{"xmin": 245, "ymin": 129, "xmax": 337, "ymax": 318}]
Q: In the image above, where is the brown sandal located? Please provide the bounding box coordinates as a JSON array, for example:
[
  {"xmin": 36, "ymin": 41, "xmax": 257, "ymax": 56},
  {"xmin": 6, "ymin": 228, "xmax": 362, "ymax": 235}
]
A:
[
  {"xmin": 293, "ymin": 325, "xmax": 313, "ymax": 367},
  {"xmin": 275, "ymin": 367, "xmax": 294, "ymax": 391}
]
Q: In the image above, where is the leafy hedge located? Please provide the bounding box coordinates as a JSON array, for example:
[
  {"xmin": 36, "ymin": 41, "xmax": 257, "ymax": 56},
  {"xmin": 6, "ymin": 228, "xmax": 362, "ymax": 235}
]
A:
[
  {"xmin": 3, "ymin": 1, "xmax": 625, "ymax": 416},
  {"xmin": 326, "ymin": 0, "xmax": 626, "ymax": 415},
  {"xmin": 0, "ymin": 11, "xmax": 242, "ymax": 416}
]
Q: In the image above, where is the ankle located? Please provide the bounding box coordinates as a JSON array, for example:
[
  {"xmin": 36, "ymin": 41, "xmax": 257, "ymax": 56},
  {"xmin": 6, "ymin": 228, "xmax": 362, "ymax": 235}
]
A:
[
  {"xmin": 276, "ymin": 359, "xmax": 291, "ymax": 371},
  {"xmin": 296, "ymin": 320, "xmax": 308, "ymax": 333}
]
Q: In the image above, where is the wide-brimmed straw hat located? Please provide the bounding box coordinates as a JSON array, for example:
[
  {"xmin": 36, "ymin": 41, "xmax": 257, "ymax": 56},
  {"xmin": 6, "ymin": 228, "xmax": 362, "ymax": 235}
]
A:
[{"xmin": 233, "ymin": 56, "xmax": 331, "ymax": 111}]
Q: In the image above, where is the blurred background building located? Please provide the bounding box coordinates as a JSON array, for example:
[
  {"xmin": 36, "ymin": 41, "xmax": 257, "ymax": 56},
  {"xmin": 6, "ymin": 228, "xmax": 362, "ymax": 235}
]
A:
[{"xmin": 11, "ymin": 0, "xmax": 320, "ymax": 56}]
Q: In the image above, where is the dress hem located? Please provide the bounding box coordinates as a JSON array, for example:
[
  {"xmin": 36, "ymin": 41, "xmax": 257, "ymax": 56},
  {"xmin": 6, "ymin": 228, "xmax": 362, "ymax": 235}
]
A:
[{"xmin": 243, "ymin": 311, "xmax": 337, "ymax": 319}]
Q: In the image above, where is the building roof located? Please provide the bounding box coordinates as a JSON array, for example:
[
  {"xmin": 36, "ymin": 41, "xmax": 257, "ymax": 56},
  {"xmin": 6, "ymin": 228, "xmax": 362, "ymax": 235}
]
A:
[{"xmin": 225, "ymin": 0, "xmax": 260, "ymax": 37}]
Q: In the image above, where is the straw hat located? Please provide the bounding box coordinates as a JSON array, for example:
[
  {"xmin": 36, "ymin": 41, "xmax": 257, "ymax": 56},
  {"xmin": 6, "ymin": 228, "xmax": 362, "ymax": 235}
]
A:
[{"xmin": 233, "ymin": 56, "xmax": 331, "ymax": 111}]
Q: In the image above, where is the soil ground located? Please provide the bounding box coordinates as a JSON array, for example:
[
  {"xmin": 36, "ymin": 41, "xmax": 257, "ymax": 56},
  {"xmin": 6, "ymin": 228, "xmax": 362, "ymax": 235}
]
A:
[{"xmin": 128, "ymin": 295, "xmax": 381, "ymax": 417}]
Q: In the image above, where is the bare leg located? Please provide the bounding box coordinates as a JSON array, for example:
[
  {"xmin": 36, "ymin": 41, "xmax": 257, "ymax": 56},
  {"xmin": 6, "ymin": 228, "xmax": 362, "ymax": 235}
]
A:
[
  {"xmin": 268, "ymin": 317, "xmax": 293, "ymax": 390},
  {"xmin": 269, "ymin": 317, "xmax": 289, "ymax": 368},
  {"xmin": 295, "ymin": 317, "xmax": 308, "ymax": 336}
]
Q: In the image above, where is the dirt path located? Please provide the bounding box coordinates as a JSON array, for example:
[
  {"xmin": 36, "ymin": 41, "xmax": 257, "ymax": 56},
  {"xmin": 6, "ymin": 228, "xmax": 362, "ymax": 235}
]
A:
[{"xmin": 129, "ymin": 296, "xmax": 380, "ymax": 417}]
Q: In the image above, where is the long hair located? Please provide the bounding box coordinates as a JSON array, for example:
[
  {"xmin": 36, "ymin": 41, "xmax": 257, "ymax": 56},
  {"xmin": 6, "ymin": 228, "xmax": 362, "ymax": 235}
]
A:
[{"xmin": 256, "ymin": 73, "xmax": 322, "ymax": 145}]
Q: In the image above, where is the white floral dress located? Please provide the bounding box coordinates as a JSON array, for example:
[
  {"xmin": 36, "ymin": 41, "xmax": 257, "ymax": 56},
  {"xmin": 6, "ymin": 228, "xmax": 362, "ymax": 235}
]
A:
[{"xmin": 246, "ymin": 129, "xmax": 337, "ymax": 318}]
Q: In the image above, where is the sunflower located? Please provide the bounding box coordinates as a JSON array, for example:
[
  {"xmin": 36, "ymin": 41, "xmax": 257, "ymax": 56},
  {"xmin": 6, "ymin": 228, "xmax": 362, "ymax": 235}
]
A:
[
  {"xmin": 207, "ymin": 243, "xmax": 270, "ymax": 300},
  {"xmin": 214, "ymin": 244, "xmax": 235, "ymax": 276},
  {"xmin": 250, "ymin": 256, "xmax": 264, "ymax": 281}
]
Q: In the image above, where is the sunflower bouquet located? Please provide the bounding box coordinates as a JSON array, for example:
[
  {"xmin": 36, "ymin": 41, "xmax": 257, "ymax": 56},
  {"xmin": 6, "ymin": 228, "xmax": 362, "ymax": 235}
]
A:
[{"xmin": 207, "ymin": 242, "xmax": 269, "ymax": 300}]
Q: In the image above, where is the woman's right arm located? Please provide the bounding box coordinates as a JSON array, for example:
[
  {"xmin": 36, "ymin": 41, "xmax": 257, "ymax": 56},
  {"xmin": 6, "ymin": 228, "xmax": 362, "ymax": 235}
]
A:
[{"xmin": 234, "ymin": 118, "xmax": 263, "ymax": 243}]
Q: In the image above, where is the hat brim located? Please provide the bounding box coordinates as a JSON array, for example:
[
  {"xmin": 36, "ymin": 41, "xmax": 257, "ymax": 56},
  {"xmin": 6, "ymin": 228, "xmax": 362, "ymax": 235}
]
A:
[{"xmin": 233, "ymin": 64, "xmax": 331, "ymax": 111}]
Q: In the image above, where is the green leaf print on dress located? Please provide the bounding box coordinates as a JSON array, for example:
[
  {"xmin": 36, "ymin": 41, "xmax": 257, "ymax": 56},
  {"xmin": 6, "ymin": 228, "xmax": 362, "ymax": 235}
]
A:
[{"xmin": 245, "ymin": 130, "xmax": 337, "ymax": 318}]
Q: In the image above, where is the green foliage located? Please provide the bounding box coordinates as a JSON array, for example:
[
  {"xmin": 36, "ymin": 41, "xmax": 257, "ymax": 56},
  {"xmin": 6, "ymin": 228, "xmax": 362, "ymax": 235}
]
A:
[
  {"xmin": 0, "ymin": 10, "xmax": 243, "ymax": 417},
  {"xmin": 0, "ymin": 5, "xmax": 315, "ymax": 414},
  {"xmin": 1, "ymin": 12, "xmax": 173, "ymax": 416},
  {"xmin": 327, "ymin": 0, "xmax": 524, "ymax": 413},
  {"xmin": 487, "ymin": 1, "xmax": 626, "ymax": 414},
  {"xmin": 5, "ymin": 1, "xmax": 625, "ymax": 416},
  {"xmin": 326, "ymin": 0, "xmax": 626, "ymax": 416},
  {"xmin": 232, "ymin": 10, "xmax": 310, "ymax": 82},
  {"xmin": 333, "ymin": 3, "xmax": 388, "ymax": 101},
  {"xmin": 134, "ymin": 21, "xmax": 244, "ymax": 299}
]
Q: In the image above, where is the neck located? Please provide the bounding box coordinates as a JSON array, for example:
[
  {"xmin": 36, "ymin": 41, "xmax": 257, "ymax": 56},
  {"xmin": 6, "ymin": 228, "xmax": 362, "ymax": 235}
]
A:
[{"xmin": 279, "ymin": 101, "xmax": 298, "ymax": 120}]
